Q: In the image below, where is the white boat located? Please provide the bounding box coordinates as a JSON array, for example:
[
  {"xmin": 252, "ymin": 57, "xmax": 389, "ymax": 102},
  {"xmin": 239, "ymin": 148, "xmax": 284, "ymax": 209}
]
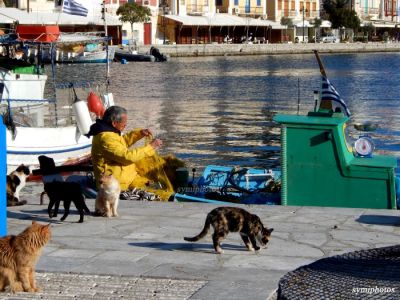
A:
[
  {"xmin": 6, "ymin": 127, "xmax": 92, "ymax": 172},
  {"xmin": 45, "ymin": 33, "xmax": 116, "ymax": 64},
  {"xmin": 1, "ymin": 34, "xmax": 112, "ymax": 174},
  {"xmin": 53, "ymin": 47, "xmax": 115, "ymax": 64}
]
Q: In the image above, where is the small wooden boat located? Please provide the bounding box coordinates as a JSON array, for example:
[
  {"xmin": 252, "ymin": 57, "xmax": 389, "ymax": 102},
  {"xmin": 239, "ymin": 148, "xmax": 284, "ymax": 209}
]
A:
[{"xmin": 174, "ymin": 165, "xmax": 281, "ymax": 205}]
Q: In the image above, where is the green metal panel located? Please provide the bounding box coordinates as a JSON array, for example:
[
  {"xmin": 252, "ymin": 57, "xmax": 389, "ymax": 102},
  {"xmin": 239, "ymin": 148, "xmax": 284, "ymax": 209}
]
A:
[
  {"xmin": 281, "ymin": 126, "xmax": 287, "ymax": 206},
  {"xmin": 274, "ymin": 113, "xmax": 397, "ymax": 209}
]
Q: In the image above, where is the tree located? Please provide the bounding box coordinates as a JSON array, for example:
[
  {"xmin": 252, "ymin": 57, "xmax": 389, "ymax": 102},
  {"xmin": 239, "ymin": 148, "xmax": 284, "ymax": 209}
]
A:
[
  {"xmin": 323, "ymin": 0, "xmax": 360, "ymax": 30},
  {"xmin": 362, "ymin": 22, "xmax": 375, "ymax": 41},
  {"xmin": 313, "ymin": 17, "xmax": 322, "ymax": 42},
  {"xmin": 116, "ymin": 3, "xmax": 152, "ymax": 46},
  {"xmin": 280, "ymin": 17, "xmax": 293, "ymax": 42}
]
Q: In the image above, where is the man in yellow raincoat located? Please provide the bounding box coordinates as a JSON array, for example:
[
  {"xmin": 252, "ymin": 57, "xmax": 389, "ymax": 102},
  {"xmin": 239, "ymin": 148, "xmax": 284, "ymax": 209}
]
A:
[{"xmin": 86, "ymin": 106, "xmax": 163, "ymax": 197}]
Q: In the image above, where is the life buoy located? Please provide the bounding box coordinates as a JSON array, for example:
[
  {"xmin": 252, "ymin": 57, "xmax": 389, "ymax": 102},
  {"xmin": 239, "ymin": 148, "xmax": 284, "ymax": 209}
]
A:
[
  {"xmin": 87, "ymin": 91, "xmax": 105, "ymax": 118},
  {"xmin": 72, "ymin": 100, "xmax": 92, "ymax": 135},
  {"xmin": 102, "ymin": 92, "xmax": 114, "ymax": 108}
]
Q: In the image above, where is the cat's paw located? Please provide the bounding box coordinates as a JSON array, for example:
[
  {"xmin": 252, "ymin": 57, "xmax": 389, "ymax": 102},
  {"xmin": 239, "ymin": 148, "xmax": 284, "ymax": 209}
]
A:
[
  {"xmin": 24, "ymin": 287, "xmax": 36, "ymax": 293},
  {"xmin": 9, "ymin": 282, "xmax": 23, "ymax": 293},
  {"xmin": 34, "ymin": 286, "xmax": 42, "ymax": 293},
  {"xmin": 215, "ymin": 247, "xmax": 224, "ymax": 254},
  {"xmin": 247, "ymin": 246, "xmax": 255, "ymax": 251},
  {"xmin": 254, "ymin": 246, "xmax": 260, "ymax": 251}
]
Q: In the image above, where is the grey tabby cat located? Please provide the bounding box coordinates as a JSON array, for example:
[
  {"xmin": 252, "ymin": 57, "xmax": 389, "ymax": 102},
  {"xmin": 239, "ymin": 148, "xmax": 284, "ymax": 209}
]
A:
[{"xmin": 184, "ymin": 207, "xmax": 273, "ymax": 254}]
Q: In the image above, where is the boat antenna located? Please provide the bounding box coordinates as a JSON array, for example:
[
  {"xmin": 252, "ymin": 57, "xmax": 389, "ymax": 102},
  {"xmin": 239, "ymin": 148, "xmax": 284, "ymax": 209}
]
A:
[
  {"xmin": 102, "ymin": 0, "xmax": 110, "ymax": 91},
  {"xmin": 297, "ymin": 78, "xmax": 300, "ymax": 115}
]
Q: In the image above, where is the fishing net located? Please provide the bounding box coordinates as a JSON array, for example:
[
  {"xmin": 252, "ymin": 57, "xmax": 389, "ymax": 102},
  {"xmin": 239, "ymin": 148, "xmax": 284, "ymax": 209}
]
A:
[
  {"xmin": 278, "ymin": 244, "xmax": 400, "ymax": 300},
  {"xmin": 133, "ymin": 135, "xmax": 185, "ymax": 201}
]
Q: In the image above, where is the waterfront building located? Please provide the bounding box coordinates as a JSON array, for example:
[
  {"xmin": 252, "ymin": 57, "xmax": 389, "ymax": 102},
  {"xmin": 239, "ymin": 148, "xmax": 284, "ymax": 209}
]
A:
[
  {"xmin": 159, "ymin": 0, "xmax": 287, "ymax": 44},
  {"xmin": 105, "ymin": 0, "xmax": 160, "ymax": 45},
  {"xmin": 0, "ymin": 3, "xmax": 122, "ymax": 45}
]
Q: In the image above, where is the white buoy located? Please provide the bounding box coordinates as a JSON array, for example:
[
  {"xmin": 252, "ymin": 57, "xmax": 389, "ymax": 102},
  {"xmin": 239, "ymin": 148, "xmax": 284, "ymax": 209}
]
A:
[
  {"xmin": 102, "ymin": 93, "xmax": 115, "ymax": 108},
  {"xmin": 72, "ymin": 100, "xmax": 92, "ymax": 135}
]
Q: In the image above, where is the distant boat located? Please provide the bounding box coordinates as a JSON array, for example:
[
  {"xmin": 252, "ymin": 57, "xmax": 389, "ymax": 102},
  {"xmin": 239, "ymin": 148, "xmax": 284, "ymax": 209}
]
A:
[
  {"xmin": 114, "ymin": 49, "xmax": 155, "ymax": 62},
  {"xmin": 44, "ymin": 33, "xmax": 115, "ymax": 64},
  {"xmin": 52, "ymin": 47, "xmax": 115, "ymax": 64},
  {"xmin": 114, "ymin": 46, "xmax": 169, "ymax": 62}
]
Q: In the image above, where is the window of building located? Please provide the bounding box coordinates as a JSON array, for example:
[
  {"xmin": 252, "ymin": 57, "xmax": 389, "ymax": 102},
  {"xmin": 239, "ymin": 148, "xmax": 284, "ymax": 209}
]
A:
[
  {"xmin": 122, "ymin": 30, "xmax": 127, "ymax": 37},
  {"xmin": 257, "ymin": 0, "xmax": 261, "ymax": 5},
  {"xmin": 234, "ymin": 0, "xmax": 238, "ymax": 5},
  {"xmin": 216, "ymin": 0, "xmax": 222, "ymax": 5}
]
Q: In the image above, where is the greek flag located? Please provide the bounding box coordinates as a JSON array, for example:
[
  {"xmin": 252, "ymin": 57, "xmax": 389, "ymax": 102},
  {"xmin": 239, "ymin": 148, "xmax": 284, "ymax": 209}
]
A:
[
  {"xmin": 63, "ymin": 0, "xmax": 88, "ymax": 17},
  {"xmin": 321, "ymin": 76, "xmax": 351, "ymax": 116}
]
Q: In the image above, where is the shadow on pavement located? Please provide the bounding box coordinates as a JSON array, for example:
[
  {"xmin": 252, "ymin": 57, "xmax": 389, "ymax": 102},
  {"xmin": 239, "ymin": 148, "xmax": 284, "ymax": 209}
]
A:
[
  {"xmin": 7, "ymin": 210, "xmax": 75, "ymax": 224},
  {"xmin": 356, "ymin": 214, "xmax": 400, "ymax": 226},
  {"xmin": 128, "ymin": 241, "xmax": 247, "ymax": 253}
]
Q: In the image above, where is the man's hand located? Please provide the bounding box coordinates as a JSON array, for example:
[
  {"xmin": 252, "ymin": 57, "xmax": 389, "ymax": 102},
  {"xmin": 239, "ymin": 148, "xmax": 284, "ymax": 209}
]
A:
[
  {"xmin": 150, "ymin": 139, "xmax": 162, "ymax": 150},
  {"xmin": 141, "ymin": 129, "xmax": 153, "ymax": 137}
]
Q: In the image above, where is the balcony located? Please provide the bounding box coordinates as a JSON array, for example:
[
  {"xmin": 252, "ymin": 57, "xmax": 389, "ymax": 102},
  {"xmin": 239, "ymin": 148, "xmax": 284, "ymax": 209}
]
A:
[
  {"xmin": 187, "ymin": 4, "xmax": 208, "ymax": 15},
  {"xmin": 277, "ymin": 9, "xmax": 319, "ymax": 19},
  {"xmin": 233, "ymin": 6, "xmax": 264, "ymax": 16}
]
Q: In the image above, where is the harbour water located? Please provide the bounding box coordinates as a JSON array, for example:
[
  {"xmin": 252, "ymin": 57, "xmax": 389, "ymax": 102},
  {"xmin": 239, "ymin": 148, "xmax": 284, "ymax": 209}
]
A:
[{"xmin": 51, "ymin": 52, "xmax": 400, "ymax": 171}]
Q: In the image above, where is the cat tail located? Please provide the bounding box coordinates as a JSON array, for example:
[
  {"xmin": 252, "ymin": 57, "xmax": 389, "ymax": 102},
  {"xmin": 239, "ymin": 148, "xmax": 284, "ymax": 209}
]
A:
[{"xmin": 184, "ymin": 215, "xmax": 211, "ymax": 242}]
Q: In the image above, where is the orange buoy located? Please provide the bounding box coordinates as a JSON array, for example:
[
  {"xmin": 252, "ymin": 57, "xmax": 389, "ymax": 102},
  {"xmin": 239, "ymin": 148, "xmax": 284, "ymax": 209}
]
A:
[{"xmin": 87, "ymin": 91, "xmax": 105, "ymax": 118}]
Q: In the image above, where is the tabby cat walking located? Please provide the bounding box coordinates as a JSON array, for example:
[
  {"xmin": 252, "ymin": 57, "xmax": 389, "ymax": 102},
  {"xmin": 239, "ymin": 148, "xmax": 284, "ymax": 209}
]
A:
[
  {"xmin": 0, "ymin": 221, "xmax": 51, "ymax": 293},
  {"xmin": 184, "ymin": 207, "xmax": 273, "ymax": 254}
]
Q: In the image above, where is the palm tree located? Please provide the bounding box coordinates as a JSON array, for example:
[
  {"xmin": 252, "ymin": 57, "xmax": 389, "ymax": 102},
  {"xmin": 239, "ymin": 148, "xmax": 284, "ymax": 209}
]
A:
[{"xmin": 116, "ymin": 3, "xmax": 151, "ymax": 47}]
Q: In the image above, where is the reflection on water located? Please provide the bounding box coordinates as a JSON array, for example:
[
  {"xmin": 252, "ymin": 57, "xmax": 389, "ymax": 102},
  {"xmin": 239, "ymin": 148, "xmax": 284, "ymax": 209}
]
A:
[{"xmin": 49, "ymin": 52, "xmax": 400, "ymax": 170}]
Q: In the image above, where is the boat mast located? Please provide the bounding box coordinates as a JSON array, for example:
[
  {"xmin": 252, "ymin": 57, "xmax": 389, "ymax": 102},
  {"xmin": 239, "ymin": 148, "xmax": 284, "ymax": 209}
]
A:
[{"xmin": 102, "ymin": 0, "xmax": 110, "ymax": 89}]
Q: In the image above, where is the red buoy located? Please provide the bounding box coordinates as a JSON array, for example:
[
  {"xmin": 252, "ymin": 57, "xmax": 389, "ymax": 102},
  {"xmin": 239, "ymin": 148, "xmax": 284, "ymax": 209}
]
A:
[{"xmin": 87, "ymin": 92, "xmax": 105, "ymax": 118}]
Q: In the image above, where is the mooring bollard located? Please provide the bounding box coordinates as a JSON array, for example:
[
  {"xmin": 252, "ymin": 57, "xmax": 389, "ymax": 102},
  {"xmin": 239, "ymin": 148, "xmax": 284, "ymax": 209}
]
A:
[{"xmin": 0, "ymin": 116, "xmax": 6, "ymax": 236}]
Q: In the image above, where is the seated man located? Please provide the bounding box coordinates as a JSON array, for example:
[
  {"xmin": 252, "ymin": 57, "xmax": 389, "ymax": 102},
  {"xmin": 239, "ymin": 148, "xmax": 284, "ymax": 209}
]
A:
[{"xmin": 86, "ymin": 106, "xmax": 164, "ymax": 199}]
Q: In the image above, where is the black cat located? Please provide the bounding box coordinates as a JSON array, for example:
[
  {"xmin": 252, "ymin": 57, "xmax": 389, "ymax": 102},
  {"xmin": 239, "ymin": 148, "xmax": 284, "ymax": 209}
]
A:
[{"xmin": 45, "ymin": 181, "xmax": 90, "ymax": 223}]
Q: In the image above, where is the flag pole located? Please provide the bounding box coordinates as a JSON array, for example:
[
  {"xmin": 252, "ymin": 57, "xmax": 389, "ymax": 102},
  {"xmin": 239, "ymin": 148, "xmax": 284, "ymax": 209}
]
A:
[
  {"xmin": 313, "ymin": 50, "xmax": 332, "ymax": 110},
  {"xmin": 313, "ymin": 50, "xmax": 327, "ymax": 78}
]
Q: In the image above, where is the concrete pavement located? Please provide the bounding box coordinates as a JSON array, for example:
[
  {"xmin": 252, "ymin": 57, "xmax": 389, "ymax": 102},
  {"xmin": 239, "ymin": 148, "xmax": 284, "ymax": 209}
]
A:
[{"xmin": 3, "ymin": 181, "xmax": 400, "ymax": 299}]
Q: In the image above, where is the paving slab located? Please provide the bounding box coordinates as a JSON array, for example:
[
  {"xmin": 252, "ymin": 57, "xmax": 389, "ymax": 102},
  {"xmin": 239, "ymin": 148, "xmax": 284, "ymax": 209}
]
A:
[{"xmin": 2, "ymin": 182, "xmax": 399, "ymax": 299}]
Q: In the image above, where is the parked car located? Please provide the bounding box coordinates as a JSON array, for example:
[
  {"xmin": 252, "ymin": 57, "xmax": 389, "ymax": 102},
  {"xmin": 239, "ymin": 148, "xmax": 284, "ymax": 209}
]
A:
[{"xmin": 321, "ymin": 34, "xmax": 339, "ymax": 43}]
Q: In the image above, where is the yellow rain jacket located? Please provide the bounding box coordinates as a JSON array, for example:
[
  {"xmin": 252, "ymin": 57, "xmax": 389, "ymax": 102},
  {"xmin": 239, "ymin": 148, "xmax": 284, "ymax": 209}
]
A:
[
  {"xmin": 91, "ymin": 129, "xmax": 156, "ymax": 191},
  {"xmin": 87, "ymin": 119, "xmax": 176, "ymax": 201}
]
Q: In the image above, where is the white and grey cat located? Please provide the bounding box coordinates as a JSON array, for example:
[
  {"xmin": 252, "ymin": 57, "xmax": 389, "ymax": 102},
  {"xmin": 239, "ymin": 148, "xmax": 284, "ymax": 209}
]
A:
[{"xmin": 7, "ymin": 164, "xmax": 30, "ymax": 206}]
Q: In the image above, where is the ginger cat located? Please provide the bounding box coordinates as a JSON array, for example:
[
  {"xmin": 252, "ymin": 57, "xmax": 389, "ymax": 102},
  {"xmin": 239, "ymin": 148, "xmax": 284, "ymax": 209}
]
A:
[
  {"xmin": 95, "ymin": 173, "xmax": 120, "ymax": 217},
  {"xmin": 0, "ymin": 221, "xmax": 51, "ymax": 293}
]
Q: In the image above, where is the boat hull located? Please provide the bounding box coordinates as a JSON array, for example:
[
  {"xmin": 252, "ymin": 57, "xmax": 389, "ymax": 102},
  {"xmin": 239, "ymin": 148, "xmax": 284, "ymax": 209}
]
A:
[
  {"xmin": 114, "ymin": 50, "xmax": 155, "ymax": 62},
  {"xmin": 173, "ymin": 165, "xmax": 281, "ymax": 205},
  {"xmin": 45, "ymin": 48, "xmax": 116, "ymax": 64},
  {"xmin": 6, "ymin": 126, "xmax": 92, "ymax": 173}
]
